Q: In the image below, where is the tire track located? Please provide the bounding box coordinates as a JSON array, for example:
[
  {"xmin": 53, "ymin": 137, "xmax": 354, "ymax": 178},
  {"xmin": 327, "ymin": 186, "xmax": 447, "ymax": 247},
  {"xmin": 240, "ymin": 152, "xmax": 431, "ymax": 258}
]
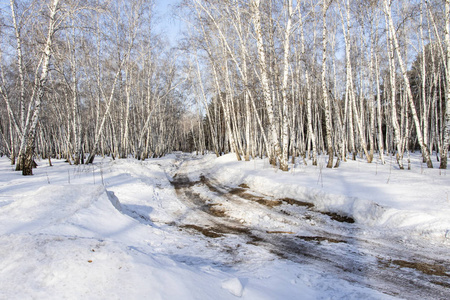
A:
[{"xmin": 168, "ymin": 155, "xmax": 450, "ymax": 299}]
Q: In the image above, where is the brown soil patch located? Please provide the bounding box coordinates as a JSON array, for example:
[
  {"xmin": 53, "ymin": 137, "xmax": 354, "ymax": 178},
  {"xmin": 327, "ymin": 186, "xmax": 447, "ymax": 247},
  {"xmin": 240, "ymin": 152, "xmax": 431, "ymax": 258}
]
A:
[
  {"xmin": 207, "ymin": 204, "xmax": 226, "ymax": 217},
  {"xmin": 181, "ymin": 224, "xmax": 224, "ymax": 238},
  {"xmin": 322, "ymin": 212, "xmax": 355, "ymax": 223},
  {"xmin": 297, "ymin": 235, "xmax": 347, "ymax": 244},
  {"xmin": 255, "ymin": 199, "xmax": 283, "ymax": 207},
  {"xmin": 229, "ymin": 188, "xmax": 282, "ymax": 207},
  {"xmin": 280, "ymin": 198, "xmax": 315, "ymax": 208},
  {"xmin": 238, "ymin": 183, "xmax": 250, "ymax": 189},
  {"xmin": 431, "ymin": 281, "xmax": 450, "ymax": 288},
  {"xmin": 199, "ymin": 175, "xmax": 222, "ymax": 194},
  {"xmin": 392, "ymin": 260, "xmax": 449, "ymax": 277},
  {"xmin": 229, "ymin": 188, "xmax": 247, "ymax": 196}
]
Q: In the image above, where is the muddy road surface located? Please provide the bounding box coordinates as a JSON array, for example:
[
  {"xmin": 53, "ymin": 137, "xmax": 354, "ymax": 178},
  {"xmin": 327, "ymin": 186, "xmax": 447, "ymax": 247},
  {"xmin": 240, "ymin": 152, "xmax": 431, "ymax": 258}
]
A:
[{"xmin": 144, "ymin": 155, "xmax": 450, "ymax": 299}]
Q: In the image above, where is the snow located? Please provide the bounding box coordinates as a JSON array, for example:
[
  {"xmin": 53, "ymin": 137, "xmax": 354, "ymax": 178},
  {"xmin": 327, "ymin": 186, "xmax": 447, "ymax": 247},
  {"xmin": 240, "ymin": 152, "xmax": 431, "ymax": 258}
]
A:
[
  {"xmin": 0, "ymin": 152, "xmax": 448, "ymax": 299},
  {"xmin": 221, "ymin": 278, "xmax": 244, "ymax": 297},
  {"xmin": 198, "ymin": 153, "xmax": 450, "ymax": 242}
]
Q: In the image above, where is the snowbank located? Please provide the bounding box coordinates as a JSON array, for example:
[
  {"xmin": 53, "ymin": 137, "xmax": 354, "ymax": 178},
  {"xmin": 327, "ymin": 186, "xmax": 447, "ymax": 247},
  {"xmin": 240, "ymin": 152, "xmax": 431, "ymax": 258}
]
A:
[{"xmin": 197, "ymin": 153, "xmax": 450, "ymax": 243}]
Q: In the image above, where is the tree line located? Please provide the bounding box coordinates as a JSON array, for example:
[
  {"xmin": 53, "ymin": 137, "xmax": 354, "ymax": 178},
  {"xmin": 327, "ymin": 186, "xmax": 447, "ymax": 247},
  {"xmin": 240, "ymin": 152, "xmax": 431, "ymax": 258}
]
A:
[
  {"xmin": 181, "ymin": 0, "xmax": 450, "ymax": 171},
  {"xmin": 0, "ymin": 0, "xmax": 449, "ymax": 176},
  {"xmin": 0, "ymin": 0, "xmax": 194, "ymax": 175}
]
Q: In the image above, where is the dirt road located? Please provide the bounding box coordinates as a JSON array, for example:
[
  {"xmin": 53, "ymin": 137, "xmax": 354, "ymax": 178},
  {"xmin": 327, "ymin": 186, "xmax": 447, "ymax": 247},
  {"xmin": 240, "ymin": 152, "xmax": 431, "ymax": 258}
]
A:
[{"xmin": 165, "ymin": 155, "xmax": 450, "ymax": 299}]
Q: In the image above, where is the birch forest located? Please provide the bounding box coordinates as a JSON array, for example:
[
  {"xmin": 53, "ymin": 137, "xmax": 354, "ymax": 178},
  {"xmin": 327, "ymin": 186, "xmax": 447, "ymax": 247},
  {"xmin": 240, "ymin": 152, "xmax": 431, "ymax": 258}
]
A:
[{"xmin": 0, "ymin": 0, "xmax": 450, "ymax": 175}]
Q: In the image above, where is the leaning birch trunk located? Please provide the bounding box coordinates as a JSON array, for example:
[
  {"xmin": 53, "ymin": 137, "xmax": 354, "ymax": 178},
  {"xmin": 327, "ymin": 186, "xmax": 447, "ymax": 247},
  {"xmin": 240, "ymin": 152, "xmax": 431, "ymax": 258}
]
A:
[
  {"xmin": 194, "ymin": 54, "xmax": 219, "ymax": 157},
  {"xmin": 86, "ymin": 7, "xmax": 140, "ymax": 164},
  {"xmin": 86, "ymin": 62, "xmax": 126, "ymax": 164},
  {"xmin": 251, "ymin": 0, "xmax": 282, "ymax": 167},
  {"xmin": 322, "ymin": 0, "xmax": 333, "ymax": 168},
  {"xmin": 384, "ymin": 0, "xmax": 433, "ymax": 168},
  {"xmin": 440, "ymin": 0, "xmax": 450, "ymax": 169},
  {"xmin": 223, "ymin": 53, "xmax": 243, "ymax": 160},
  {"xmin": 20, "ymin": 0, "xmax": 60, "ymax": 175},
  {"xmin": 211, "ymin": 59, "xmax": 241, "ymax": 161}
]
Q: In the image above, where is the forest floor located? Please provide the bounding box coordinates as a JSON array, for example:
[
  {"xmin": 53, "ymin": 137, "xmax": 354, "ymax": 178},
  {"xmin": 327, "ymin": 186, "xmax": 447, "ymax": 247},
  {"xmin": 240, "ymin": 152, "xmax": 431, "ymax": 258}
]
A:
[{"xmin": 0, "ymin": 152, "xmax": 449, "ymax": 299}]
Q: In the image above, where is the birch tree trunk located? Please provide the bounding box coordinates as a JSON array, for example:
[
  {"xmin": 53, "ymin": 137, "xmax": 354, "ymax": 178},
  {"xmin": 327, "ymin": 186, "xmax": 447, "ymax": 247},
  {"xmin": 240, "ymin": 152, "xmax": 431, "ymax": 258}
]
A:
[
  {"xmin": 280, "ymin": 0, "xmax": 294, "ymax": 171},
  {"xmin": 338, "ymin": 0, "xmax": 370, "ymax": 163},
  {"xmin": 385, "ymin": 10, "xmax": 404, "ymax": 169},
  {"xmin": 300, "ymin": 10, "xmax": 317, "ymax": 166},
  {"xmin": 10, "ymin": 0, "xmax": 26, "ymax": 133},
  {"xmin": 251, "ymin": 0, "xmax": 282, "ymax": 167},
  {"xmin": 384, "ymin": 0, "xmax": 433, "ymax": 168},
  {"xmin": 440, "ymin": 0, "xmax": 450, "ymax": 169},
  {"xmin": 322, "ymin": 0, "xmax": 333, "ymax": 168},
  {"xmin": 374, "ymin": 36, "xmax": 385, "ymax": 164},
  {"xmin": 20, "ymin": 0, "xmax": 61, "ymax": 175}
]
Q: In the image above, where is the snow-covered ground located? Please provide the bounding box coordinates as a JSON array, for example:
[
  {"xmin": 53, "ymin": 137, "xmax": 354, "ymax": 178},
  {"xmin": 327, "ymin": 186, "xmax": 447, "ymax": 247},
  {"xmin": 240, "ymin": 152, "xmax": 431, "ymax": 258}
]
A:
[{"xmin": 0, "ymin": 152, "xmax": 449, "ymax": 299}]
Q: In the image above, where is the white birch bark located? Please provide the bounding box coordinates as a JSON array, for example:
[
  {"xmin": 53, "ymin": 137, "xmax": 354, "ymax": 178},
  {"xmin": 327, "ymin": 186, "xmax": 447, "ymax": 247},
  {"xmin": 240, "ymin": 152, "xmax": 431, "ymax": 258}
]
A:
[
  {"xmin": 9, "ymin": 0, "xmax": 26, "ymax": 132},
  {"xmin": 420, "ymin": 1, "xmax": 429, "ymax": 155},
  {"xmin": 299, "ymin": 11, "xmax": 317, "ymax": 166},
  {"xmin": 338, "ymin": 0, "xmax": 370, "ymax": 163},
  {"xmin": 384, "ymin": 0, "xmax": 433, "ymax": 168},
  {"xmin": 19, "ymin": 0, "xmax": 61, "ymax": 175},
  {"xmin": 322, "ymin": 0, "xmax": 333, "ymax": 168},
  {"xmin": 385, "ymin": 11, "xmax": 404, "ymax": 169},
  {"xmin": 251, "ymin": 0, "xmax": 282, "ymax": 167},
  {"xmin": 280, "ymin": 0, "xmax": 294, "ymax": 171},
  {"xmin": 440, "ymin": 0, "xmax": 450, "ymax": 169},
  {"xmin": 374, "ymin": 35, "xmax": 385, "ymax": 164}
]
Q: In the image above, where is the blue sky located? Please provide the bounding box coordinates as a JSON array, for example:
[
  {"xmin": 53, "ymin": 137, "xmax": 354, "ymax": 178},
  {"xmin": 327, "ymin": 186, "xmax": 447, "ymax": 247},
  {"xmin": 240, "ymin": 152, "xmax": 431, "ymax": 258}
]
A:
[{"xmin": 154, "ymin": 0, "xmax": 182, "ymax": 45}]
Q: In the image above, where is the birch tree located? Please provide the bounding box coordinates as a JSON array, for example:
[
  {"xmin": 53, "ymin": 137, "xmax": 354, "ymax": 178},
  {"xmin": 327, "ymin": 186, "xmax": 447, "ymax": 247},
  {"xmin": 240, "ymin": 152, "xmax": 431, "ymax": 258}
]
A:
[
  {"xmin": 12, "ymin": 0, "xmax": 62, "ymax": 175},
  {"xmin": 441, "ymin": 0, "xmax": 450, "ymax": 169},
  {"xmin": 251, "ymin": 0, "xmax": 282, "ymax": 167},
  {"xmin": 383, "ymin": 0, "xmax": 433, "ymax": 168},
  {"xmin": 322, "ymin": 0, "xmax": 334, "ymax": 168}
]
